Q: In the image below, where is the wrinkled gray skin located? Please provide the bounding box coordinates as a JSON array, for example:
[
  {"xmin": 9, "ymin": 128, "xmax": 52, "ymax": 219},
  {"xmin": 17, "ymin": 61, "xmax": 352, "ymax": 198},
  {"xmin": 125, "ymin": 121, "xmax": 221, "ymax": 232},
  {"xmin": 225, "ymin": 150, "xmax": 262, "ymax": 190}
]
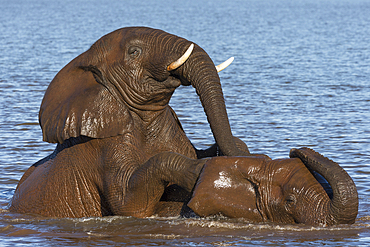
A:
[{"xmin": 10, "ymin": 27, "xmax": 253, "ymax": 218}]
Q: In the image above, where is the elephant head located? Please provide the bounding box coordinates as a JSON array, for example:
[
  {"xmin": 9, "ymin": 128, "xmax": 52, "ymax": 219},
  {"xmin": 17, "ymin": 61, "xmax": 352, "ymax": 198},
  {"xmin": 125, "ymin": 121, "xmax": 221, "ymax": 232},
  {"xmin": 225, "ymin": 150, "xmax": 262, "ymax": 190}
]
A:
[
  {"xmin": 188, "ymin": 148, "xmax": 358, "ymax": 226},
  {"xmin": 39, "ymin": 27, "xmax": 249, "ymax": 156}
]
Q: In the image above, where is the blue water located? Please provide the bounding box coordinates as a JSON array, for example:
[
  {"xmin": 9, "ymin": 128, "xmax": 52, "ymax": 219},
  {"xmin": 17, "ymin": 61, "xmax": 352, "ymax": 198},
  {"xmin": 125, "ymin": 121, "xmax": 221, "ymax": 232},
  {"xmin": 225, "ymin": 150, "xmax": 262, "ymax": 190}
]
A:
[{"xmin": 1, "ymin": 0, "xmax": 370, "ymax": 246}]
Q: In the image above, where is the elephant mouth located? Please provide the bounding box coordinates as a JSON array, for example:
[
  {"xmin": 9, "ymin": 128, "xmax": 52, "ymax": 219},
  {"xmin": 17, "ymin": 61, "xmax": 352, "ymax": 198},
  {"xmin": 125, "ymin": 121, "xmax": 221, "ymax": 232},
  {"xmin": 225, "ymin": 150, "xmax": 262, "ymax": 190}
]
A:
[{"xmin": 161, "ymin": 75, "xmax": 182, "ymax": 88}]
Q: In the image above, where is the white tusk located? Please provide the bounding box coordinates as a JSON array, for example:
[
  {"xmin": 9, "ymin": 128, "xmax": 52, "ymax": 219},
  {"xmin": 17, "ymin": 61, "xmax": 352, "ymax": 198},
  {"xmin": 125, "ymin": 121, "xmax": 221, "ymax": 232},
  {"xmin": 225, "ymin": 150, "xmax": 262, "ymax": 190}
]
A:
[
  {"xmin": 215, "ymin": 57, "xmax": 234, "ymax": 72},
  {"xmin": 167, "ymin": 44, "xmax": 194, "ymax": 71}
]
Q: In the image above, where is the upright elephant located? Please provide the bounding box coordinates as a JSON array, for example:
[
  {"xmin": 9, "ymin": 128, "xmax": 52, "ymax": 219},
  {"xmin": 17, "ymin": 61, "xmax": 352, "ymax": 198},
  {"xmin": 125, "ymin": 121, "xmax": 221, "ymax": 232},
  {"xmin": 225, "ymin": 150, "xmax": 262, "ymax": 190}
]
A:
[{"xmin": 10, "ymin": 27, "xmax": 251, "ymax": 218}]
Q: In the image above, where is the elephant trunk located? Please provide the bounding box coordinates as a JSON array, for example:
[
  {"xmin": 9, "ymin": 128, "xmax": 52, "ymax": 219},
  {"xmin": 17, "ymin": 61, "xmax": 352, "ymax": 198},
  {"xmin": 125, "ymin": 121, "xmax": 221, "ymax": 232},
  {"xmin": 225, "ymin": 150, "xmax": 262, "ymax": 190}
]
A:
[
  {"xmin": 174, "ymin": 44, "xmax": 250, "ymax": 157},
  {"xmin": 290, "ymin": 147, "xmax": 358, "ymax": 225}
]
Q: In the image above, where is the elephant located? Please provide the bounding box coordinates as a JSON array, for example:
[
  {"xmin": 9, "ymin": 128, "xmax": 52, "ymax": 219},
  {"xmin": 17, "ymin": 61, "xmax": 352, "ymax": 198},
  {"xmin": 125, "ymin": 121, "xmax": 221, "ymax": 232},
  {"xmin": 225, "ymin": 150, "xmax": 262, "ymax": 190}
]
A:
[
  {"xmin": 186, "ymin": 147, "xmax": 358, "ymax": 226},
  {"xmin": 10, "ymin": 27, "xmax": 253, "ymax": 218},
  {"xmin": 10, "ymin": 27, "xmax": 357, "ymax": 226}
]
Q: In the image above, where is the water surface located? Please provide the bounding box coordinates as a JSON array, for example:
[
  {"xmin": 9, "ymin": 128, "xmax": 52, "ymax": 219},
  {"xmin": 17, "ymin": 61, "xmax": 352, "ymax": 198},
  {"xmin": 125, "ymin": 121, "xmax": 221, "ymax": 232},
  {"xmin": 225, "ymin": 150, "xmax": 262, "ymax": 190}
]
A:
[{"xmin": 1, "ymin": 0, "xmax": 369, "ymax": 246}]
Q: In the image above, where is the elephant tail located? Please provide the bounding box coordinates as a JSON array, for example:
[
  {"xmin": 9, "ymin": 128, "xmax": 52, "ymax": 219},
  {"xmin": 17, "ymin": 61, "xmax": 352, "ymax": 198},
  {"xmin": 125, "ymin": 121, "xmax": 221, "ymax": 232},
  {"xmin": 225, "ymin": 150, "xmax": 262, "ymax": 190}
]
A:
[{"xmin": 289, "ymin": 147, "xmax": 358, "ymax": 225}]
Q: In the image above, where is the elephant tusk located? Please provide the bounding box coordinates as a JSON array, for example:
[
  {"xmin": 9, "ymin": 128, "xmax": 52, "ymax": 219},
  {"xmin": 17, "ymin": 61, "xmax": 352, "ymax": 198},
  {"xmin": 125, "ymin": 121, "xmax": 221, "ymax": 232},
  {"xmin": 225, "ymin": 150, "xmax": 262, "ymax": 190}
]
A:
[
  {"xmin": 167, "ymin": 44, "xmax": 194, "ymax": 71},
  {"xmin": 215, "ymin": 57, "xmax": 234, "ymax": 72}
]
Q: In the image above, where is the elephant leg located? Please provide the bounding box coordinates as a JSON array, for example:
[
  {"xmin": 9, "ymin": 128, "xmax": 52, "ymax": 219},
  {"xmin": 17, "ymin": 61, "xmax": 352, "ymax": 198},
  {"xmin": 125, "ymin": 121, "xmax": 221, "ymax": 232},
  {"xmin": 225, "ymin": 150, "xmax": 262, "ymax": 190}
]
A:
[{"xmin": 121, "ymin": 152, "xmax": 207, "ymax": 218}]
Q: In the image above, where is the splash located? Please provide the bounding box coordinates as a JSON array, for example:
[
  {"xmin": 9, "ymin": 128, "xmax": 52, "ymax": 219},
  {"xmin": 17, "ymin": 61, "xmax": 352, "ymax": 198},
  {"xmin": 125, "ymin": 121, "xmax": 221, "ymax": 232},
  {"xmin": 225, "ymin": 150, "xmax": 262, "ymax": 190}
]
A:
[{"xmin": 168, "ymin": 217, "xmax": 362, "ymax": 232}]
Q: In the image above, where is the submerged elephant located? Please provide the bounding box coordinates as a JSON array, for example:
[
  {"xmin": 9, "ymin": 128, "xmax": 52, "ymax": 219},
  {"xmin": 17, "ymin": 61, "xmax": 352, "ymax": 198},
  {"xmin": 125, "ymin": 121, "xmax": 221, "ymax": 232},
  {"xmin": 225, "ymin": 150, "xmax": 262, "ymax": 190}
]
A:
[
  {"xmin": 10, "ymin": 27, "xmax": 252, "ymax": 218},
  {"xmin": 187, "ymin": 147, "xmax": 358, "ymax": 226}
]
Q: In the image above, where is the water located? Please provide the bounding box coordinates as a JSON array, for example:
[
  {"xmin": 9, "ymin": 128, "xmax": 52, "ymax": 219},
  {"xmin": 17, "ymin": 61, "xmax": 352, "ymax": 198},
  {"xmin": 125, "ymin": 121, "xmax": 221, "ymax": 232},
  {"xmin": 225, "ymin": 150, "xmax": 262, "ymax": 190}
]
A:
[{"xmin": 1, "ymin": 0, "xmax": 369, "ymax": 245}]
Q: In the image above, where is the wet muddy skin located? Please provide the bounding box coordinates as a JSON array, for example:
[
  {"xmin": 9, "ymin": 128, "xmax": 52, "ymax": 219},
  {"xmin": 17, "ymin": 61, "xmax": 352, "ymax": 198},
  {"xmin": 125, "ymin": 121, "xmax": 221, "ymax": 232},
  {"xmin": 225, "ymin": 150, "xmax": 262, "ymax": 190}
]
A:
[{"xmin": 1, "ymin": 0, "xmax": 370, "ymax": 245}]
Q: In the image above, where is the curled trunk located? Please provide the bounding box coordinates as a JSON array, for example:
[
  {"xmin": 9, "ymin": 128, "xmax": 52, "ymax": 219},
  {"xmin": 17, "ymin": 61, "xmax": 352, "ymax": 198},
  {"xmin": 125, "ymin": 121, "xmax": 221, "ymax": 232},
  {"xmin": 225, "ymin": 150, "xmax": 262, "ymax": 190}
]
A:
[
  {"xmin": 173, "ymin": 44, "xmax": 250, "ymax": 157},
  {"xmin": 290, "ymin": 147, "xmax": 358, "ymax": 225}
]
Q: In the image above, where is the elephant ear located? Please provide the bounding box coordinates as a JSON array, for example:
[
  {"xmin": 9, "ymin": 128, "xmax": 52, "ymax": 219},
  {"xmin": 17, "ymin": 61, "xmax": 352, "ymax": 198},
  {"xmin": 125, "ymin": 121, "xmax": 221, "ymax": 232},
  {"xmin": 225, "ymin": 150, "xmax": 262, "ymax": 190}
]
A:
[{"xmin": 39, "ymin": 57, "xmax": 132, "ymax": 144}]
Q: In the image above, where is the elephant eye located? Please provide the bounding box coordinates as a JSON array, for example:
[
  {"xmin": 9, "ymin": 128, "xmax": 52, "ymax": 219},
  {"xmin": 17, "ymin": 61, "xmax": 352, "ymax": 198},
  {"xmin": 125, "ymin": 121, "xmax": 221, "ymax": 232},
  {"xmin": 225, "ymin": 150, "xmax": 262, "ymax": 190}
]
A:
[
  {"xmin": 128, "ymin": 46, "xmax": 142, "ymax": 57},
  {"xmin": 285, "ymin": 195, "xmax": 297, "ymax": 207}
]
